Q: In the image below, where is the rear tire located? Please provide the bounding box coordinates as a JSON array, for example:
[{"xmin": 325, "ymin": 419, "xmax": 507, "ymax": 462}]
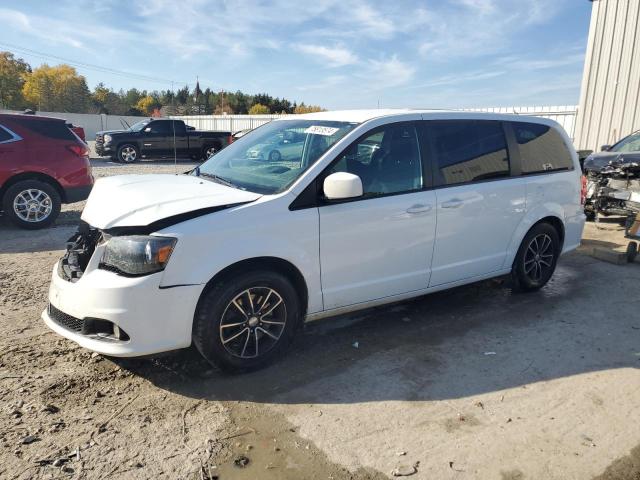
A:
[
  {"xmin": 202, "ymin": 145, "xmax": 219, "ymax": 160},
  {"xmin": 2, "ymin": 180, "xmax": 61, "ymax": 229},
  {"xmin": 511, "ymin": 222, "xmax": 561, "ymax": 292},
  {"xmin": 193, "ymin": 270, "xmax": 301, "ymax": 372}
]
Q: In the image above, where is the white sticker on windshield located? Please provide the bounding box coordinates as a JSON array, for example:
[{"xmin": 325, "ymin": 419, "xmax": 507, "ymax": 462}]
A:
[{"xmin": 304, "ymin": 126, "xmax": 340, "ymax": 136}]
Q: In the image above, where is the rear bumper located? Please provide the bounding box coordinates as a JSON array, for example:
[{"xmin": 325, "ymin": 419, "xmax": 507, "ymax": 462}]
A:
[
  {"xmin": 64, "ymin": 183, "xmax": 93, "ymax": 203},
  {"xmin": 563, "ymin": 213, "xmax": 586, "ymax": 253}
]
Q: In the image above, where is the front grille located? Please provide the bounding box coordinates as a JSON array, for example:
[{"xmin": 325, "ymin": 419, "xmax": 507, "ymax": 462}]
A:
[
  {"xmin": 49, "ymin": 304, "xmax": 84, "ymax": 333},
  {"xmin": 95, "ymin": 134, "xmax": 104, "ymax": 146}
]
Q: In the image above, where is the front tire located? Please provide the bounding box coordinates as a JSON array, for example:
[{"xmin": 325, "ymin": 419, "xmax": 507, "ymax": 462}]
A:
[
  {"xmin": 117, "ymin": 144, "xmax": 139, "ymax": 163},
  {"xmin": 193, "ymin": 271, "xmax": 301, "ymax": 372},
  {"xmin": 511, "ymin": 222, "xmax": 561, "ymax": 292},
  {"xmin": 268, "ymin": 150, "xmax": 281, "ymax": 161},
  {"xmin": 2, "ymin": 180, "xmax": 61, "ymax": 229}
]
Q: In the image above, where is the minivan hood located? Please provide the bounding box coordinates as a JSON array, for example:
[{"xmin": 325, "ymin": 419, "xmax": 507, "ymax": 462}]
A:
[{"xmin": 81, "ymin": 174, "xmax": 261, "ymax": 229}]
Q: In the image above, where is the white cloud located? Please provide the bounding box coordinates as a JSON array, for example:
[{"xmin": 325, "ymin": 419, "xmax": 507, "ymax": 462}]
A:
[
  {"xmin": 416, "ymin": 0, "xmax": 567, "ymax": 60},
  {"xmin": 494, "ymin": 50, "xmax": 585, "ymax": 71},
  {"xmin": 296, "ymin": 44, "xmax": 358, "ymax": 67},
  {"xmin": 408, "ymin": 69, "xmax": 506, "ymax": 90},
  {"xmin": 365, "ymin": 55, "xmax": 416, "ymax": 89},
  {"xmin": 351, "ymin": 2, "xmax": 396, "ymax": 38}
]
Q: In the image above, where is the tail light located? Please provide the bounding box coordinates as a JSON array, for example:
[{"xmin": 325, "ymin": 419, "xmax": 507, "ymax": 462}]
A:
[
  {"xmin": 228, "ymin": 135, "xmax": 234, "ymax": 144},
  {"xmin": 67, "ymin": 144, "xmax": 89, "ymax": 158},
  {"xmin": 580, "ymin": 174, "xmax": 587, "ymax": 205}
]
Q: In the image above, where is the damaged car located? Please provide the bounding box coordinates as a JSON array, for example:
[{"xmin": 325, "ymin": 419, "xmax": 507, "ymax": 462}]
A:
[
  {"xmin": 43, "ymin": 110, "xmax": 585, "ymax": 371},
  {"xmin": 583, "ymin": 130, "xmax": 640, "ymax": 220}
]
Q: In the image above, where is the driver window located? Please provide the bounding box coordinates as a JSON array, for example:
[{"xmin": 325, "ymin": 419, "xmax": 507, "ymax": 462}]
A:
[
  {"xmin": 328, "ymin": 123, "xmax": 423, "ymax": 196},
  {"xmin": 147, "ymin": 121, "xmax": 170, "ymax": 135}
]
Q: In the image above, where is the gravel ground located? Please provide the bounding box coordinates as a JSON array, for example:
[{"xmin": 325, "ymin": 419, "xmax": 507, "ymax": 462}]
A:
[{"xmin": 1, "ymin": 160, "xmax": 639, "ymax": 479}]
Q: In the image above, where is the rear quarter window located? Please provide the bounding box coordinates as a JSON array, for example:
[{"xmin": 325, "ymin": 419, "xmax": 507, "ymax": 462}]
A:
[
  {"xmin": 513, "ymin": 122, "xmax": 573, "ymax": 174},
  {"xmin": 0, "ymin": 124, "xmax": 14, "ymax": 143},
  {"xmin": 10, "ymin": 118, "xmax": 77, "ymax": 141}
]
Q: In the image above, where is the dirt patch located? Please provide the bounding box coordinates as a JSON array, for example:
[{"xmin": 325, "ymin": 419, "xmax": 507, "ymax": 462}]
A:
[
  {"xmin": 443, "ymin": 412, "xmax": 481, "ymax": 432},
  {"xmin": 592, "ymin": 444, "xmax": 640, "ymax": 480}
]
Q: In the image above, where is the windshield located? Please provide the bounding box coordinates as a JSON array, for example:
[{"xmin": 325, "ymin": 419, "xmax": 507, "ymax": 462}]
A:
[
  {"xmin": 128, "ymin": 120, "xmax": 150, "ymax": 132},
  {"xmin": 196, "ymin": 120, "xmax": 357, "ymax": 194},
  {"xmin": 611, "ymin": 131, "xmax": 640, "ymax": 153}
]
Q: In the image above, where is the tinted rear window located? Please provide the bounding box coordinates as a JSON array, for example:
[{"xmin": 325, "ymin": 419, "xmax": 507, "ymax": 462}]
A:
[
  {"xmin": 513, "ymin": 122, "xmax": 573, "ymax": 174},
  {"xmin": 10, "ymin": 118, "xmax": 76, "ymax": 141},
  {"xmin": 173, "ymin": 121, "xmax": 187, "ymax": 135},
  {"xmin": 426, "ymin": 120, "xmax": 510, "ymax": 186}
]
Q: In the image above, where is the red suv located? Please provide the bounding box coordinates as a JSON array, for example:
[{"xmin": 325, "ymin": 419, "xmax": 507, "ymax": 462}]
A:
[{"xmin": 0, "ymin": 114, "xmax": 93, "ymax": 229}]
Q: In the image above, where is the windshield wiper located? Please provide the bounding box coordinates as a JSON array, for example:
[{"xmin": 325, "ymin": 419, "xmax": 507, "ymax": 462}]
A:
[{"xmin": 200, "ymin": 172, "xmax": 237, "ymax": 189}]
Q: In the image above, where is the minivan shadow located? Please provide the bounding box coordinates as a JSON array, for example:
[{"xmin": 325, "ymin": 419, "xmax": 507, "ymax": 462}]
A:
[{"xmin": 116, "ymin": 253, "xmax": 640, "ymax": 405}]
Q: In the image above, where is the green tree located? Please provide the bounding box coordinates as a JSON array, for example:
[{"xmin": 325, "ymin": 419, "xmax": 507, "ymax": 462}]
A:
[
  {"xmin": 22, "ymin": 64, "xmax": 90, "ymax": 112},
  {"xmin": 0, "ymin": 51, "xmax": 31, "ymax": 109},
  {"xmin": 249, "ymin": 103, "xmax": 270, "ymax": 115},
  {"xmin": 91, "ymin": 82, "xmax": 128, "ymax": 114}
]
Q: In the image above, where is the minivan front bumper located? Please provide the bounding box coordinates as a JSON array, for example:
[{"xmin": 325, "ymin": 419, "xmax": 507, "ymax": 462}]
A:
[{"xmin": 43, "ymin": 262, "xmax": 203, "ymax": 357}]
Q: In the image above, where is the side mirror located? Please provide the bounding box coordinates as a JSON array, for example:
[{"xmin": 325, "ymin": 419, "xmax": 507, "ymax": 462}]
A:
[
  {"xmin": 323, "ymin": 172, "xmax": 363, "ymax": 200},
  {"xmin": 601, "ymin": 144, "xmax": 611, "ymax": 151}
]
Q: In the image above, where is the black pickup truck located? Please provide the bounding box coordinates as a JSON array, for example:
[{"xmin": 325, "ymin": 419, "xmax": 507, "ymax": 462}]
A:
[{"xmin": 95, "ymin": 119, "xmax": 231, "ymax": 163}]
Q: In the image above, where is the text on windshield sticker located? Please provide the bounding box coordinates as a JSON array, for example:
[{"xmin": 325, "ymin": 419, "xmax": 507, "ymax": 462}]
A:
[{"xmin": 304, "ymin": 126, "xmax": 340, "ymax": 136}]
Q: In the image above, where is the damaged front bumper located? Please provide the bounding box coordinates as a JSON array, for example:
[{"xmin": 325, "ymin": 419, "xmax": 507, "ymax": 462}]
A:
[{"xmin": 43, "ymin": 226, "xmax": 203, "ymax": 357}]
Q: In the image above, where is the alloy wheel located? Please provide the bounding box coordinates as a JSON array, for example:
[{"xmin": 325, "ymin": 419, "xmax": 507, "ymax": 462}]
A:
[
  {"xmin": 524, "ymin": 233, "xmax": 554, "ymax": 282},
  {"xmin": 219, "ymin": 287, "xmax": 287, "ymax": 359},
  {"xmin": 205, "ymin": 146, "xmax": 217, "ymax": 158},
  {"xmin": 13, "ymin": 189, "xmax": 53, "ymax": 223},
  {"xmin": 121, "ymin": 146, "xmax": 137, "ymax": 162}
]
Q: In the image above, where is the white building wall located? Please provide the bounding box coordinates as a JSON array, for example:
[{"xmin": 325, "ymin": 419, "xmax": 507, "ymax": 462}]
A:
[
  {"xmin": 170, "ymin": 114, "xmax": 288, "ymax": 132},
  {"xmin": 574, "ymin": 0, "xmax": 640, "ymax": 151}
]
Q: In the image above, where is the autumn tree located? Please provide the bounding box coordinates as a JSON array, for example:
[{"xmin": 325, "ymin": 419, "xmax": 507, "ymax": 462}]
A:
[
  {"xmin": 135, "ymin": 95, "xmax": 160, "ymax": 115},
  {"xmin": 22, "ymin": 64, "xmax": 90, "ymax": 112},
  {"xmin": 248, "ymin": 103, "xmax": 270, "ymax": 115},
  {"xmin": 294, "ymin": 103, "xmax": 325, "ymax": 114},
  {"xmin": 0, "ymin": 52, "xmax": 31, "ymax": 109}
]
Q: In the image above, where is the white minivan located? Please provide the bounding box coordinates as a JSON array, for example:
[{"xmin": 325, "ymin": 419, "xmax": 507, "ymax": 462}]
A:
[{"xmin": 44, "ymin": 110, "xmax": 586, "ymax": 371}]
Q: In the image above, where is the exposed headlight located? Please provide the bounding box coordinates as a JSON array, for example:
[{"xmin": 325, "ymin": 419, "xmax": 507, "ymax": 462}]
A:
[
  {"xmin": 103, "ymin": 134, "xmax": 112, "ymax": 143},
  {"xmin": 100, "ymin": 235, "xmax": 177, "ymax": 276}
]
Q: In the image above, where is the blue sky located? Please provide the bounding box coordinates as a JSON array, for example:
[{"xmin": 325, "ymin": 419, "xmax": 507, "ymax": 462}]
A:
[{"xmin": 0, "ymin": 0, "xmax": 592, "ymax": 109}]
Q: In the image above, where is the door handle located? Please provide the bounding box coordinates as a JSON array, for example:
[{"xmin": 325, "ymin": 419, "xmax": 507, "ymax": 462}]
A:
[
  {"xmin": 406, "ymin": 204, "xmax": 432, "ymax": 214},
  {"xmin": 441, "ymin": 199, "xmax": 463, "ymax": 209}
]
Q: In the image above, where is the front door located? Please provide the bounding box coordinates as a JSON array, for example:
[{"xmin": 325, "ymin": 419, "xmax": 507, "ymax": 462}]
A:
[
  {"xmin": 423, "ymin": 120, "xmax": 526, "ymax": 286},
  {"xmin": 319, "ymin": 122, "xmax": 437, "ymax": 310},
  {"xmin": 142, "ymin": 121, "xmax": 172, "ymax": 157}
]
